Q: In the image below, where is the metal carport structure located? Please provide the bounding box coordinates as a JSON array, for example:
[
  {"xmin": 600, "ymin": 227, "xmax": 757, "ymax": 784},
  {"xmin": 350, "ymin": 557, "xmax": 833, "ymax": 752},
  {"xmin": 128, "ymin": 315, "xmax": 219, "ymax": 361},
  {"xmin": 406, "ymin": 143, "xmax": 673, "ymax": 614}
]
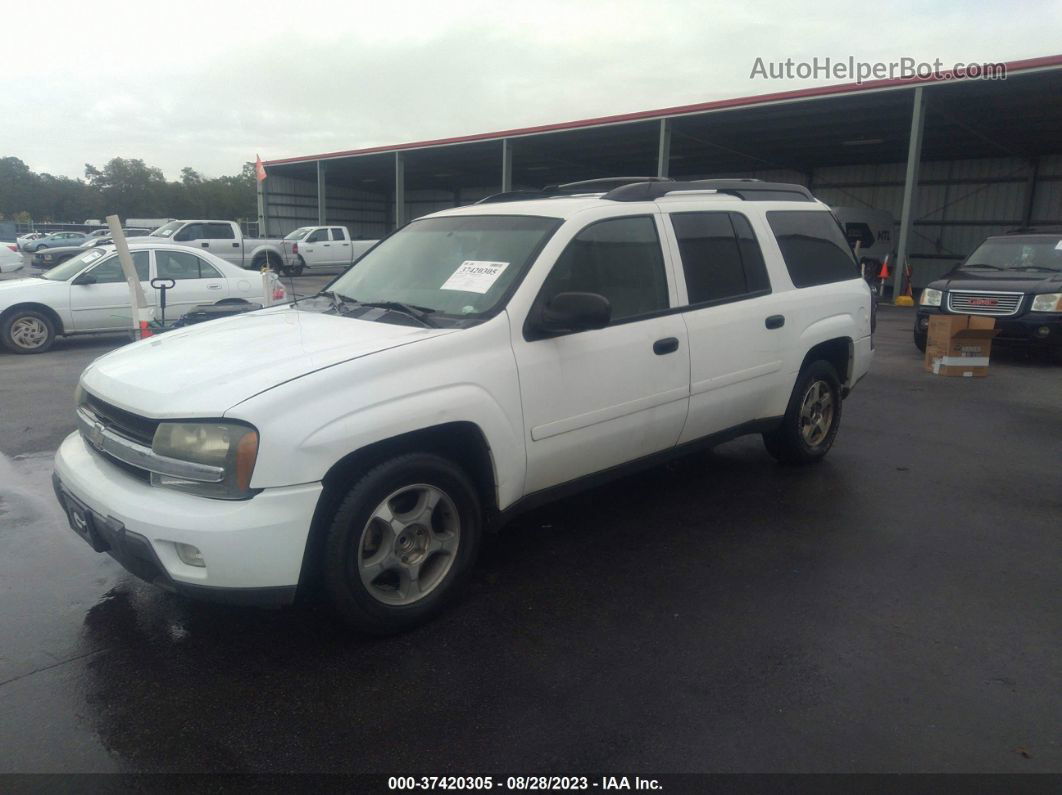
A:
[{"xmin": 262, "ymin": 54, "xmax": 1062, "ymax": 293}]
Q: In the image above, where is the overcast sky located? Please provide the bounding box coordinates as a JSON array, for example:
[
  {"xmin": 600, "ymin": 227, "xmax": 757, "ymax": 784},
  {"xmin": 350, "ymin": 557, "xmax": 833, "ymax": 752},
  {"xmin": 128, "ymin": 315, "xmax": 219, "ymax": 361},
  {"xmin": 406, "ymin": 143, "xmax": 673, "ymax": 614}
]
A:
[{"xmin": 3, "ymin": 0, "xmax": 1059, "ymax": 180}]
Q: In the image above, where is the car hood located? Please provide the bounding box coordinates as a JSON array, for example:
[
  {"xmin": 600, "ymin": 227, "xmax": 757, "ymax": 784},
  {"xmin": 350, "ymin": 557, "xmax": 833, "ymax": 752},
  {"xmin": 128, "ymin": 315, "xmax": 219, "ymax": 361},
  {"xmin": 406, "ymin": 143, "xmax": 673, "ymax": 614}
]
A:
[
  {"xmin": 33, "ymin": 245, "xmax": 86, "ymax": 257},
  {"xmin": 930, "ymin": 269, "xmax": 1062, "ymax": 293},
  {"xmin": 81, "ymin": 306, "xmax": 456, "ymax": 418},
  {"xmin": 0, "ymin": 276, "xmax": 63, "ymax": 302}
]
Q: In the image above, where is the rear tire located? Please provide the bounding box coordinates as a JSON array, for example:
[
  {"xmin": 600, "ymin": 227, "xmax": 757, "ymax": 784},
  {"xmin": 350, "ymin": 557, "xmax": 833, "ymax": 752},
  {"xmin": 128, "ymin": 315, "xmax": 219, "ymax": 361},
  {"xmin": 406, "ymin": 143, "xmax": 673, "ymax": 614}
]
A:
[
  {"xmin": 763, "ymin": 361, "xmax": 843, "ymax": 464},
  {"xmin": 1, "ymin": 308, "xmax": 56, "ymax": 354},
  {"xmin": 322, "ymin": 453, "xmax": 483, "ymax": 634},
  {"xmin": 291, "ymin": 256, "xmax": 306, "ymax": 276}
]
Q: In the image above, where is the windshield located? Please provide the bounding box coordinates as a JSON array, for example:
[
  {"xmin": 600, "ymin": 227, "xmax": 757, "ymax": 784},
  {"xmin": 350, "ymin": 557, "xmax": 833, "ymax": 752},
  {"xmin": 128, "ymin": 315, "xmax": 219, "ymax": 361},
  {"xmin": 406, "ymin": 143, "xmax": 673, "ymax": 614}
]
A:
[
  {"xmin": 284, "ymin": 227, "xmax": 312, "ymax": 241},
  {"xmin": 40, "ymin": 248, "xmax": 106, "ymax": 280},
  {"xmin": 962, "ymin": 238, "xmax": 1062, "ymax": 272},
  {"xmin": 152, "ymin": 221, "xmax": 182, "ymax": 238},
  {"xmin": 327, "ymin": 215, "xmax": 562, "ymax": 317}
]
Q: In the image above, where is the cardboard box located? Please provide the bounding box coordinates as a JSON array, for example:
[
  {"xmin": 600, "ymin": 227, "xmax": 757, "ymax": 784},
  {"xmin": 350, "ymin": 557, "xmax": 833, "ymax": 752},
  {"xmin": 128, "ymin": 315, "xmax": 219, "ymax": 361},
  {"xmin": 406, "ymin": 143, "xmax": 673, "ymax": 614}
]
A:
[{"xmin": 925, "ymin": 315, "xmax": 999, "ymax": 377}]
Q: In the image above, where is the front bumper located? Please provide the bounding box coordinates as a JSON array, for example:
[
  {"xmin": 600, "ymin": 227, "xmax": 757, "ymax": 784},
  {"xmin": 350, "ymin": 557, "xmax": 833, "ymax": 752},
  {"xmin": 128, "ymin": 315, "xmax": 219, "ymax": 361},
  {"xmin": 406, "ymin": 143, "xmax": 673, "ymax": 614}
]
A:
[
  {"xmin": 53, "ymin": 431, "xmax": 323, "ymax": 604},
  {"xmin": 915, "ymin": 307, "xmax": 1062, "ymax": 348}
]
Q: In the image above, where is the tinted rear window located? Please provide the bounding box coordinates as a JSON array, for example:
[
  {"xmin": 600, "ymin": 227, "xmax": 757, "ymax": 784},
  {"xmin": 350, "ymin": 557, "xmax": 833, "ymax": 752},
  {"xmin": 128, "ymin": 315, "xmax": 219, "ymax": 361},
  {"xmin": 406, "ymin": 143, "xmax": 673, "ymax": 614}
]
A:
[
  {"xmin": 671, "ymin": 212, "xmax": 770, "ymax": 304},
  {"xmin": 767, "ymin": 211, "xmax": 858, "ymax": 287}
]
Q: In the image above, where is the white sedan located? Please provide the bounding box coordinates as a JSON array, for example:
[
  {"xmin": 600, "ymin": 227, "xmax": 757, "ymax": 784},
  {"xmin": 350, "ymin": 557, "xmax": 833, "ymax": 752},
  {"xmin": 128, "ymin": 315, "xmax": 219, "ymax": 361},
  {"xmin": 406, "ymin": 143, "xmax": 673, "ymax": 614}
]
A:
[
  {"xmin": 0, "ymin": 242, "xmax": 285, "ymax": 354},
  {"xmin": 1, "ymin": 241, "xmax": 24, "ymax": 273}
]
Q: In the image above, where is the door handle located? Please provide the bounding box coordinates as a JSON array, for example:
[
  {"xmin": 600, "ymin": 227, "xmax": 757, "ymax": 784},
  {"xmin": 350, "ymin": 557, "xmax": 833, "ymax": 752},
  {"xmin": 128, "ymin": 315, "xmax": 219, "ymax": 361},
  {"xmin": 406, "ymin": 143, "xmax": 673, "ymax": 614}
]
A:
[
  {"xmin": 207, "ymin": 284, "xmax": 222, "ymax": 290},
  {"xmin": 200, "ymin": 242, "xmax": 209, "ymax": 248},
  {"xmin": 765, "ymin": 315, "xmax": 785, "ymax": 329},
  {"xmin": 232, "ymin": 242, "xmax": 239, "ymax": 247},
  {"xmin": 653, "ymin": 337, "xmax": 679, "ymax": 355}
]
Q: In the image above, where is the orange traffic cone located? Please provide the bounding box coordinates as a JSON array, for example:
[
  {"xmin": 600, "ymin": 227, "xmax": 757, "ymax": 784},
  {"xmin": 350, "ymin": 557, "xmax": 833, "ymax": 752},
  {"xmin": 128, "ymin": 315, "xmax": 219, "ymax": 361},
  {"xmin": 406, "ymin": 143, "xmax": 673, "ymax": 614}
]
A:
[
  {"xmin": 138, "ymin": 320, "xmax": 153, "ymax": 339},
  {"xmin": 878, "ymin": 256, "xmax": 890, "ymax": 281}
]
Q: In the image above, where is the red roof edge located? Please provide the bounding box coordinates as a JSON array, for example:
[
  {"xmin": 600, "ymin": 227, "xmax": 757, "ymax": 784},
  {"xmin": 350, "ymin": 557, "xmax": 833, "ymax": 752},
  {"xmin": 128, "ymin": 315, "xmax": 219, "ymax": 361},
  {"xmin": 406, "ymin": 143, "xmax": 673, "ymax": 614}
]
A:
[{"xmin": 264, "ymin": 53, "xmax": 1062, "ymax": 167}]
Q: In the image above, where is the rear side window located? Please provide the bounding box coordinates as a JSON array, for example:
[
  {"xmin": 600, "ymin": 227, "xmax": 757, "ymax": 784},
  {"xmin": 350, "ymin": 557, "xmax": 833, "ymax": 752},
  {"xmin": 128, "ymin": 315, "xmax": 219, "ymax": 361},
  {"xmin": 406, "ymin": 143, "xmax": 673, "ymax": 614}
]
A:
[
  {"xmin": 670, "ymin": 212, "xmax": 770, "ymax": 305},
  {"xmin": 331, "ymin": 227, "xmax": 346, "ymax": 240},
  {"xmin": 157, "ymin": 250, "xmax": 222, "ymax": 280},
  {"xmin": 767, "ymin": 211, "xmax": 858, "ymax": 287},
  {"xmin": 204, "ymin": 223, "xmax": 235, "ymax": 240},
  {"xmin": 539, "ymin": 216, "xmax": 669, "ymax": 323}
]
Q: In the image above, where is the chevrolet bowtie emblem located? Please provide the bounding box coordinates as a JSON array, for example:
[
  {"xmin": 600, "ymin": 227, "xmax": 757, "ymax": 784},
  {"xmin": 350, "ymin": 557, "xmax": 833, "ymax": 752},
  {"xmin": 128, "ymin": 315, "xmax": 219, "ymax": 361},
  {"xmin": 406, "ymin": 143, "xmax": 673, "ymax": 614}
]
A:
[{"xmin": 88, "ymin": 422, "xmax": 105, "ymax": 450}]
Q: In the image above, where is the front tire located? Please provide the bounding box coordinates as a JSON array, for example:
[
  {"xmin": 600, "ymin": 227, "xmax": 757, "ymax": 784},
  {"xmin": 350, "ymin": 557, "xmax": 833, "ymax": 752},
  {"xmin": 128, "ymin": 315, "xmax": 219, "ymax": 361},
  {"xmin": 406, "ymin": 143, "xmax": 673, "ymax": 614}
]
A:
[
  {"xmin": 914, "ymin": 330, "xmax": 927, "ymax": 352},
  {"xmin": 763, "ymin": 361, "xmax": 843, "ymax": 464},
  {"xmin": 2, "ymin": 308, "xmax": 56, "ymax": 354},
  {"xmin": 322, "ymin": 453, "xmax": 483, "ymax": 634}
]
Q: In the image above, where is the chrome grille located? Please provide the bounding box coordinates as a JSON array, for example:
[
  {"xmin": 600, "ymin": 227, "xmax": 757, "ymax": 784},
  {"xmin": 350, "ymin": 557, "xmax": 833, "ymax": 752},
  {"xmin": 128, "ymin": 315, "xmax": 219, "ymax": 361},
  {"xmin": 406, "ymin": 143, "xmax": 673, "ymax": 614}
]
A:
[
  {"xmin": 947, "ymin": 290, "xmax": 1023, "ymax": 316},
  {"xmin": 84, "ymin": 394, "xmax": 159, "ymax": 446}
]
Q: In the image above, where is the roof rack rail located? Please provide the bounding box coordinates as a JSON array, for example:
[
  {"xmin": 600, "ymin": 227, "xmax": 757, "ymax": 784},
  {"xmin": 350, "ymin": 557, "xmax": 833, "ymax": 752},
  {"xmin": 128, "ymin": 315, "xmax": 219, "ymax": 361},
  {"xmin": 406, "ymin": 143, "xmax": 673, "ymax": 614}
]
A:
[
  {"xmin": 602, "ymin": 179, "xmax": 815, "ymax": 202},
  {"xmin": 545, "ymin": 176, "xmax": 671, "ymax": 193},
  {"xmin": 476, "ymin": 177, "xmax": 670, "ymax": 205},
  {"xmin": 475, "ymin": 177, "xmax": 815, "ymax": 205},
  {"xmin": 476, "ymin": 190, "xmax": 555, "ymax": 205}
]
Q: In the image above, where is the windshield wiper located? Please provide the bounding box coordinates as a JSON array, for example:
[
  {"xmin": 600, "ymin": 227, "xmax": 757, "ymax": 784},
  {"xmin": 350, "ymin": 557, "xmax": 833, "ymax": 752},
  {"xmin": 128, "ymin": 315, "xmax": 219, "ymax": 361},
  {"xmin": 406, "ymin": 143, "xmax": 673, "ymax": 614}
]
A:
[
  {"xmin": 1011, "ymin": 265, "xmax": 1059, "ymax": 272},
  {"xmin": 356, "ymin": 301, "xmax": 438, "ymax": 327},
  {"xmin": 317, "ymin": 289, "xmax": 355, "ymax": 312},
  {"xmin": 962, "ymin": 263, "xmax": 1004, "ymax": 270}
]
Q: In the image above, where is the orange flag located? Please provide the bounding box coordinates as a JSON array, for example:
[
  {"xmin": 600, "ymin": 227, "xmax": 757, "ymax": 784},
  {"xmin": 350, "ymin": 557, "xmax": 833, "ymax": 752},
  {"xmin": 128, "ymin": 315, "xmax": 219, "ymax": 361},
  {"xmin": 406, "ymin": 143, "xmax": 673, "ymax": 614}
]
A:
[{"xmin": 255, "ymin": 154, "xmax": 267, "ymax": 183}]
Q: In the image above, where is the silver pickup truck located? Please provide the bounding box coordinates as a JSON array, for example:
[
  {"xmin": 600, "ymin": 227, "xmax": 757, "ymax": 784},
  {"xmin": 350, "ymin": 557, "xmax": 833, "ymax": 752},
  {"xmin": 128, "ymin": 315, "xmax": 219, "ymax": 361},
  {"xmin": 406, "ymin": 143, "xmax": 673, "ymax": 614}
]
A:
[
  {"xmin": 144, "ymin": 220, "xmax": 377, "ymax": 275},
  {"xmin": 144, "ymin": 220, "xmax": 286, "ymax": 271},
  {"xmin": 279, "ymin": 226, "xmax": 378, "ymax": 275}
]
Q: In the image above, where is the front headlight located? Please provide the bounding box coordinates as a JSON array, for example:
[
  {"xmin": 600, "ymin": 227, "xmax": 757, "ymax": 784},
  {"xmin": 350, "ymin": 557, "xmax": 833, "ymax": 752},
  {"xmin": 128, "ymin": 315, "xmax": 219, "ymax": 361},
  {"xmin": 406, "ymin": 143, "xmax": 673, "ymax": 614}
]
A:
[
  {"xmin": 151, "ymin": 421, "xmax": 259, "ymax": 500},
  {"xmin": 920, "ymin": 288, "xmax": 943, "ymax": 307},
  {"xmin": 1031, "ymin": 293, "xmax": 1062, "ymax": 312}
]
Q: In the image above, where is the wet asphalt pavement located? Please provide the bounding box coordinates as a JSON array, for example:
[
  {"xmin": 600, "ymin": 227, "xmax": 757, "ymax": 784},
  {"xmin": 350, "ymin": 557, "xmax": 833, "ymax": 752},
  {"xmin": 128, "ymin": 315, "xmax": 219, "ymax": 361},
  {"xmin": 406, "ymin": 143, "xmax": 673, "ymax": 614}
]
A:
[{"xmin": 0, "ymin": 300, "xmax": 1059, "ymax": 774}]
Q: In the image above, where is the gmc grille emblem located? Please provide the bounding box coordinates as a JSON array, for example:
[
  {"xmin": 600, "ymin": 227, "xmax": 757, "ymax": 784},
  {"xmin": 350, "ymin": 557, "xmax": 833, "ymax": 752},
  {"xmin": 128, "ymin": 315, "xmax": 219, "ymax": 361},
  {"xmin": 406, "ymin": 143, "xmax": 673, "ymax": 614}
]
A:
[{"xmin": 969, "ymin": 297, "xmax": 998, "ymax": 306}]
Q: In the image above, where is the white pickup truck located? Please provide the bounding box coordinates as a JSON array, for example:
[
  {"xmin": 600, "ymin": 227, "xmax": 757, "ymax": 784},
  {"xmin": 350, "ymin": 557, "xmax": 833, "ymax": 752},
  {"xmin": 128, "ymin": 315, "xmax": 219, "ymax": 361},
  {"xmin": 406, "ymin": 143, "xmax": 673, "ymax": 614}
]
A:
[
  {"xmin": 144, "ymin": 220, "xmax": 287, "ymax": 272},
  {"xmin": 54, "ymin": 178, "xmax": 873, "ymax": 634},
  {"xmin": 279, "ymin": 226, "xmax": 378, "ymax": 275}
]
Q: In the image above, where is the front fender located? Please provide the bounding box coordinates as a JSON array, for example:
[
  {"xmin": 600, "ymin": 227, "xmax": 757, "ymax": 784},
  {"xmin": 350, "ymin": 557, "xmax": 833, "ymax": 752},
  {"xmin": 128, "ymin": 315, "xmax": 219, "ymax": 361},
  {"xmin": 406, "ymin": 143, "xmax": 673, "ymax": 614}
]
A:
[{"xmin": 229, "ymin": 316, "xmax": 526, "ymax": 509}]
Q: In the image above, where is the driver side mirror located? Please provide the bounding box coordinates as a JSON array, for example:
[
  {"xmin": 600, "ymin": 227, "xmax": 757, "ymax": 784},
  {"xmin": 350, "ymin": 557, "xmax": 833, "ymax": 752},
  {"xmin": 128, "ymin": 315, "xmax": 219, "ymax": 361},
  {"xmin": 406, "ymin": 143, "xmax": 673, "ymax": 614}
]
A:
[
  {"xmin": 534, "ymin": 292, "xmax": 611, "ymax": 335},
  {"xmin": 72, "ymin": 273, "xmax": 96, "ymax": 286}
]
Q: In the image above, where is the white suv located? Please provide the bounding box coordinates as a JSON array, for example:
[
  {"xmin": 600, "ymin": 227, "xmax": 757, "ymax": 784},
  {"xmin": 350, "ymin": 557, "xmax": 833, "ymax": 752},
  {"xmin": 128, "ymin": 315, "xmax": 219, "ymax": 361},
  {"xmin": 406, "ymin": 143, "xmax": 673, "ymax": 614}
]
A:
[{"xmin": 53, "ymin": 179, "xmax": 874, "ymax": 633}]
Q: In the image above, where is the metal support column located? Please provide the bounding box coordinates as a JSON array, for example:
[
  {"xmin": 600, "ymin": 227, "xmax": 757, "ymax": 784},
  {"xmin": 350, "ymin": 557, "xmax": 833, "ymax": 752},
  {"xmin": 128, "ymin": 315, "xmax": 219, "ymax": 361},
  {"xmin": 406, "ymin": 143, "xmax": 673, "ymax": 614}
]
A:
[
  {"xmin": 394, "ymin": 152, "xmax": 406, "ymax": 229},
  {"xmin": 656, "ymin": 118, "xmax": 671, "ymax": 178},
  {"xmin": 1022, "ymin": 158, "xmax": 1040, "ymax": 227},
  {"xmin": 257, "ymin": 179, "xmax": 268, "ymax": 237},
  {"xmin": 501, "ymin": 139, "xmax": 513, "ymax": 193},
  {"xmin": 317, "ymin": 160, "xmax": 327, "ymax": 225},
  {"xmin": 894, "ymin": 86, "xmax": 926, "ymax": 299}
]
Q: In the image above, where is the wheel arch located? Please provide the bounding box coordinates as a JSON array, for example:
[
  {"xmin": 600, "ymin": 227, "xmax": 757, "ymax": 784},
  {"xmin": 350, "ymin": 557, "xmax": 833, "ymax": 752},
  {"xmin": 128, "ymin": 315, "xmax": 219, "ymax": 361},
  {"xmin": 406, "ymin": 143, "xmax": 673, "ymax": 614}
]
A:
[
  {"xmin": 248, "ymin": 243, "xmax": 283, "ymax": 268},
  {"xmin": 800, "ymin": 337, "xmax": 853, "ymax": 386},
  {"xmin": 297, "ymin": 421, "xmax": 499, "ymax": 594},
  {"xmin": 0, "ymin": 301, "xmax": 65, "ymax": 336}
]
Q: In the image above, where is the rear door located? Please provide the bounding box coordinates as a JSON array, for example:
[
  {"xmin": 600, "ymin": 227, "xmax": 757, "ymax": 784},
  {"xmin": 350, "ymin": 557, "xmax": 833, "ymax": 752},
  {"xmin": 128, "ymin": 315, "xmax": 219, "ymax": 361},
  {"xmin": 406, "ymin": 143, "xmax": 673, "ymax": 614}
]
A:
[
  {"xmin": 154, "ymin": 249, "xmax": 229, "ymax": 320},
  {"xmin": 202, "ymin": 222, "xmax": 243, "ymax": 266},
  {"xmin": 330, "ymin": 227, "xmax": 351, "ymax": 266},
  {"xmin": 661, "ymin": 209, "xmax": 786, "ymax": 440},
  {"xmin": 68, "ymin": 251, "xmax": 153, "ymax": 331}
]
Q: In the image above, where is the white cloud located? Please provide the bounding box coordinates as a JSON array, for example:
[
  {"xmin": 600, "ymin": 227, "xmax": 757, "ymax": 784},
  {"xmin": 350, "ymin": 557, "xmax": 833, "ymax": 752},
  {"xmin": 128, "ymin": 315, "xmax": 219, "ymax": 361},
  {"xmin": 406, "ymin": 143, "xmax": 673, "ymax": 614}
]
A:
[{"xmin": 2, "ymin": 0, "xmax": 1058, "ymax": 179}]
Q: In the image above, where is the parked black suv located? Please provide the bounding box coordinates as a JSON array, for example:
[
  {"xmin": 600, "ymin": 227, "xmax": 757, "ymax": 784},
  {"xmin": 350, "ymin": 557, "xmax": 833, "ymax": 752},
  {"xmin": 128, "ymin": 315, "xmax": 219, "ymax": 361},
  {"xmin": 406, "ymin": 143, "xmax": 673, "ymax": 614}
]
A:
[{"xmin": 914, "ymin": 232, "xmax": 1062, "ymax": 362}]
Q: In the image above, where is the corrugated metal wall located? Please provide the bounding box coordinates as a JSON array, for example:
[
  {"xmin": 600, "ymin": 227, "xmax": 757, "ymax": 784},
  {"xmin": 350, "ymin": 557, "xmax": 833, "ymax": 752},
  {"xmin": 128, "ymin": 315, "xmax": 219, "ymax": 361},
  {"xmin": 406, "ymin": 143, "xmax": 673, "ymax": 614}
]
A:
[
  {"xmin": 270, "ymin": 156, "xmax": 1062, "ymax": 286},
  {"xmin": 264, "ymin": 174, "xmax": 387, "ymax": 239}
]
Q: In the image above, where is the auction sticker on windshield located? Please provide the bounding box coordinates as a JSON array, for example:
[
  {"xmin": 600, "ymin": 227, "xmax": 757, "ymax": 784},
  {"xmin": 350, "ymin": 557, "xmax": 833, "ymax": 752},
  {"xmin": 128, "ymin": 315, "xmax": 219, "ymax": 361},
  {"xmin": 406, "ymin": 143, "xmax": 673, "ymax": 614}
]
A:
[{"xmin": 440, "ymin": 260, "xmax": 509, "ymax": 294}]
